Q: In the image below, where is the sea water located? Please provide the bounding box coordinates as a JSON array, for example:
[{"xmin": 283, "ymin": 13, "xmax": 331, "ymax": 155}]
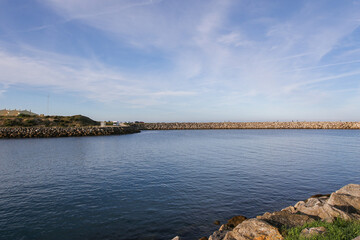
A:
[{"xmin": 1, "ymin": 130, "xmax": 359, "ymax": 240}]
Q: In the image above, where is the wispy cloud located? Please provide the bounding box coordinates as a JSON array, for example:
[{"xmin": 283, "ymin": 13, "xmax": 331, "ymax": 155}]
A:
[
  {"xmin": 1, "ymin": 0, "xmax": 360, "ymax": 119},
  {"xmin": 0, "ymin": 47, "xmax": 196, "ymax": 105}
]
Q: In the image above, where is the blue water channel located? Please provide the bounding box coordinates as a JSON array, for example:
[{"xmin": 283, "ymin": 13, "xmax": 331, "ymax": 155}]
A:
[{"xmin": 0, "ymin": 129, "xmax": 359, "ymax": 240}]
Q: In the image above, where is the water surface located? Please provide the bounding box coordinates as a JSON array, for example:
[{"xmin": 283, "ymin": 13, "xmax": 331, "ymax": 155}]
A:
[{"xmin": 0, "ymin": 130, "xmax": 359, "ymax": 240}]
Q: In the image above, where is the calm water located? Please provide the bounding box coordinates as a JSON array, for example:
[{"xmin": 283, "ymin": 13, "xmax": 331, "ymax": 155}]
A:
[{"xmin": 0, "ymin": 130, "xmax": 360, "ymax": 240}]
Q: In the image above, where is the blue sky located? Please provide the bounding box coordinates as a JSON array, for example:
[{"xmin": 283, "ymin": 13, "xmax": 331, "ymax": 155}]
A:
[{"xmin": 0, "ymin": 0, "xmax": 360, "ymax": 122}]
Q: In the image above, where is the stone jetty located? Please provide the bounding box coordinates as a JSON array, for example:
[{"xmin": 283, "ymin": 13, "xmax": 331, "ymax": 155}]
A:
[
  {"xmin": 0, "ymin": 126, "xmax": 140, "ymax": 138},
  {"xmin": 139, "ymin": 121, "xmax": 360, "ymax": 130},
  {"xmin": 172, "ymin": 184, "xmax": 360, "ymax": 240}
]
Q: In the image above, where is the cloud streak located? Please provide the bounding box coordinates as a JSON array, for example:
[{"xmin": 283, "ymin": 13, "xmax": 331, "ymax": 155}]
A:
[
  {"xmin": 1, "ymin": 0, "xmax": 360, "ymax": 120},
  {"xmin": 0, "ymin": 47, "xmax": 196, "ymax": 105}
]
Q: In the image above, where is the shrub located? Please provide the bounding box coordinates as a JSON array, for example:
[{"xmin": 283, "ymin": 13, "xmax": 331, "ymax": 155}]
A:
[{"xmin": 283, "ymin": 218, "xmax": 360, "ymax": 240}]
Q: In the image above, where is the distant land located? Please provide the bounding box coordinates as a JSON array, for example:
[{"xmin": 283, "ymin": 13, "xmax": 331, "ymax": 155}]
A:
[
  {"xmin": 1, "ymin": 109, "xmax": 359, "ymax": 130},
  {"xmin": 138, "ymin": 121, "xmax": 360, "ymax": 130},
  {"xmin": 0, "ymin": 109, "xmax": 37, "ymax": 117},
  {"xmin": 0, "ymin": 114, "xmax": 99, "ymax": 127}
]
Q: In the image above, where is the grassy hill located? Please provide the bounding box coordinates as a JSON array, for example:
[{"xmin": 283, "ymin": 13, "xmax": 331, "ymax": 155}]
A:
[{"xmin": 0, "ymin": 114, "xmax": 99, "ymax": 127}]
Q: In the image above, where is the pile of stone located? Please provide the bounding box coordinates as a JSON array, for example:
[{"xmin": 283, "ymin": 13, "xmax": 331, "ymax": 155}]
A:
[
  {"xmin": 140, "ymin": 122, "xmax": 360, "ymax": 130},
  {"xmin": 172, "ymin": 184, "xmax": 360, "ymax": 240},
  {"xmin": 0, "ymin": 126, "xmax": 140, "ymax": 138}
]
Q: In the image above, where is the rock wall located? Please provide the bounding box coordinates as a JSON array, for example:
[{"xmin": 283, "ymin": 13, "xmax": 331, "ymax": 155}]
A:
[
  {"xmin": 173, "ymin": 184, "xmax": 360, "ymax": 240},
  {"xmin": 0, "ymin": 126, "xmax": 140, "ymax": 138},
  {"xmin": 139, "ymin": 122, "xmax": 360, "ymax": 130}
]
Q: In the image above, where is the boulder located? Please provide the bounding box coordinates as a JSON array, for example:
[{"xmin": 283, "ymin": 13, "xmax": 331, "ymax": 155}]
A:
[
  {"xmin": 352, "ymin": 236, "xmax": 360, "ymax": 240},
  {"xmin": 294, "ymin": 197, "xmax": 352, "ymax": 222},
  {"xmin": 336, "ymin": 184, "xmax": 360, "ymax": 197},
  {"xmin": 171, "ymin": 236, "xmax": 181, "ymax": 240},
  {"xmin": 281, "ymin": 206, "xmax": 296, "ymax": 214},
  {"xmin": 223, "ymin": 219, "xmax": 283, "ymax": 240},
  {"xmin": 205, "ymin": 184, "xmax": 360, "ymax": 240},
  {"xmin": 209, "ymin": 229, "xmax": 229, "ymax": 240},
  {"xmin": 257, "ymin": 211, "xmax": 315, "ymax": 228},
  {"xmin": 328, "ymin": 193, "xmax": 360, "ymax": 216},
  {"xmin": 300, "ymin": 226, "xmax": 326, "ymax": 238},
  {"xmin": 293, "ymin": 184, "xmax": 360, "ymax": 221}
]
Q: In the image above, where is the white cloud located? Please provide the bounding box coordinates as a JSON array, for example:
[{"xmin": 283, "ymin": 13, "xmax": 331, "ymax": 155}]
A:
[
  {"xmin": 217, "ymin": 31, "xmax": 253, "ymax": 47},
  {"xmin": 3, "ymin": 0, "xmax": 360, "ymax": 116},
  {"xmin": 0, "ymin": 48, "xmax": 196, "ymax": 105}
]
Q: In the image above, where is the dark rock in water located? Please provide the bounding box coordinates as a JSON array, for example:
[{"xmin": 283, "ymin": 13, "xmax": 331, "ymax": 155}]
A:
[
  {"xmin": 214, "ymin": 220, "xmax": 221, "ymax": 225},
  {"xmin": 309, "ymin": 194, "xmax": 331, "ymax": 199},
  {"xmin": 225, "ymin": 215, "xmax": 247, "ymax": 229},
  {"xmin": 257, "ymin": 211, "xmax": 315, "ymax": 228},
  {"xmin": 208, "ymin": 215, "xmax": 248, "ymax": 239}
]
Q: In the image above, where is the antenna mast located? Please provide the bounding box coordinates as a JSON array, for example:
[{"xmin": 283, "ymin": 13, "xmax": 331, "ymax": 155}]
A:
[{"xmin": 47, "ymin": 94, "xmax": 50, "ymax": 115}]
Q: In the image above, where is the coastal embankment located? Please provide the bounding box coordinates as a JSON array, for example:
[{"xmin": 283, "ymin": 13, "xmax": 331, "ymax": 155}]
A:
[
  {"xmin": 0, "ymin": 126, "xmax": 140, "ymax": 138},
  {"xmin": 173, "ymin": 184, "xmax": 360, "ymax": 240},
  {"xmin": 139, "ymin": 121, "xmax": 360, "ymax": 130}
]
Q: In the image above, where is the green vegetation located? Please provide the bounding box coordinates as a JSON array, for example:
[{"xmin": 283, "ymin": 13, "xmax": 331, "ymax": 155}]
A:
[
  {"xmin": 283, "ymin": 218, "xmax": 360, "ymax": 240},
  {"xmin": 0, "ymin": 115, "xmax": 99, "ymax": 127}
]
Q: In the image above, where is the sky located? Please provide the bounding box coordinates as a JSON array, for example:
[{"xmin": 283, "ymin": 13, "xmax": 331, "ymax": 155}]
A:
[{"xmin": 0, "ymin": 0, "xmax": 360, "ymax": 122}]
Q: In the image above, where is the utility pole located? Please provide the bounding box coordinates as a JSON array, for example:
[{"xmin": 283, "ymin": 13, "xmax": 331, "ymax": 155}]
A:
[{"xmin": 47, "ymin": 94, "xmax": 50, "ymax": 115}]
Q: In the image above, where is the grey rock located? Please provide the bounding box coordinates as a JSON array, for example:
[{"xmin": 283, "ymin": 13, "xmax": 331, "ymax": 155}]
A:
[
  {"xmin": 294, "ymin": 197, "xmax": 352, "ymax": 222},
  {"xmin": 293, "ymin": 184, "xmax": 360, "ymax": 221},
  {"xmin": 223, "ymin": 219, "xmax": 283, "ymax": 240},
  {"xmin": 328, "ymin": 193, "xmax": 360, "ymax": 216},
  {"xmin": 336, "ymin": 184, "xmax": 360, "ymax": 197},
  {"xmin": 257, "ymin": 211, "xmax": 315, "ymax": 228},
  {"xmin": 208, "ymin": 229, "xmax": 228, "ymax": 240},
  {"xmin": 205, "ymin": 184, "xmax": 360, "ymax": 240}
]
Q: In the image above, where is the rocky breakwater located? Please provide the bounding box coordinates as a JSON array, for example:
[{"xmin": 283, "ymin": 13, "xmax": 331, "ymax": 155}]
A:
[
  {"xmin": 0, "ymin": 126, "xmax": 140, "ymax": 138},
  {"xmin": 140, "ymin": 122, "xmax": 360, "ymax": 130},
  {"xmin": 172, "ymin": 184, "xmax": 360, "ymax": 240}
]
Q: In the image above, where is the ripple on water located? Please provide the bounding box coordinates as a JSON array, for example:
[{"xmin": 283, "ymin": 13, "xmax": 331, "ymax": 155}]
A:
[{"xmin": 0, "ymin": 130, "xmax": 360, "ymax": 240}]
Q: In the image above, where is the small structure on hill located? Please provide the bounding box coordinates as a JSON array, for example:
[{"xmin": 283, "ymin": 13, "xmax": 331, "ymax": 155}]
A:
[{"xmin": 0, "ymin": 109, "xmax": 38, "ymax": 116}]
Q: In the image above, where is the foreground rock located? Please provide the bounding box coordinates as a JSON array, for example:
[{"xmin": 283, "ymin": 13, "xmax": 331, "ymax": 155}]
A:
[
  {"xmin": 180, "ymin": 184, "xmax": 360, "ymax": 240},
  {"xmin": 223, "ymin": 219, "xmax": 283, "ymax": 240},
  {"xmin": 300, "ymin": 226, "xmax": 326, "ymax": 238},
  {"xmin": 0, "ymin": 126, "xmax": 140, "ymax": 138},
  {"xmin": 292, "ymin": 184, "xmax": 360, "ymax": 222},
  {"xmin": 209, "ymin": 216, "xmax": 247, "ymax": 240},
  {"xmin": 256, "ymin": 211, "xmax": 314, "ymax": 228}
]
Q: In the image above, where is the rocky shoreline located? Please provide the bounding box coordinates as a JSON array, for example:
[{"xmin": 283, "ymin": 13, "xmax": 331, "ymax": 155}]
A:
[
  {"xmin": 173, "ymin": 184, "xmax": 360, "ymax": 240},
  {"xmin": 139, "ymin": 121, "xmax": 360, "ymax": 130},
  {"xmin": 0, "ymin": 126, "xmax": 140, "ymax": 138}
]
